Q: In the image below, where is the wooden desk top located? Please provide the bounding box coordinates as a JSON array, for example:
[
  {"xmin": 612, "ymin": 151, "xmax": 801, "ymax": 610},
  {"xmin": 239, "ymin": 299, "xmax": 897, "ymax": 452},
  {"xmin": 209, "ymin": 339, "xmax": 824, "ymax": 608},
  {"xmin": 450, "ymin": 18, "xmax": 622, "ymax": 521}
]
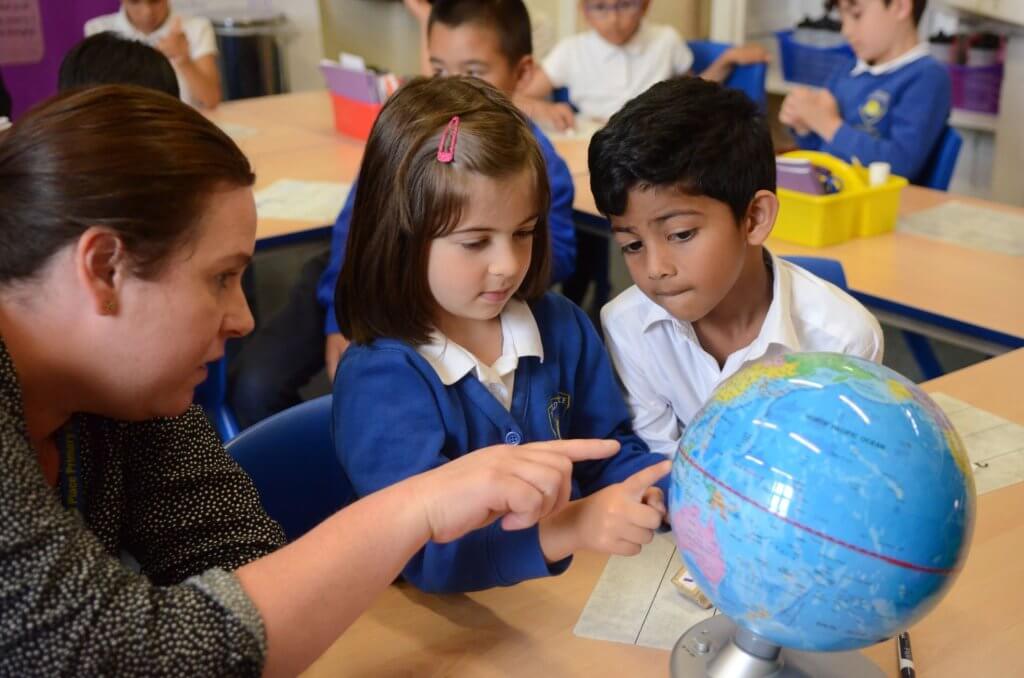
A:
[
  {"xmin": 302, "ymin": 350, "xmax": 1024, "ymax": 677},
  {"xmin": 572, "ymin": 176, "xmax": 1024, "ymax": 342}
]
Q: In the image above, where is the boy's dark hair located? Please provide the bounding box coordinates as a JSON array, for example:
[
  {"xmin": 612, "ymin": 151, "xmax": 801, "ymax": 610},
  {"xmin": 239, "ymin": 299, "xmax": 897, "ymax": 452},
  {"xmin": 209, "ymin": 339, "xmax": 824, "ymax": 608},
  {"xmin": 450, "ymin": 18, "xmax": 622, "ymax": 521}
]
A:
[
  {"xmin": 428, "ymin": 0, "xmax": 533, "ymax": 64},
  {"xmin": 827, "ymin": 0, "xmax": 927, "ymax": 26},
  {"xmin": 58, "ymin": 32, "xmax": 180, "ymax": 98},
  {"xmin": 589, "ymin": 76, "xmax": 775, "ymax": 225},
  {"xmin": 336, "ymin": 76, "xmax": 551, "ymax": 346}
]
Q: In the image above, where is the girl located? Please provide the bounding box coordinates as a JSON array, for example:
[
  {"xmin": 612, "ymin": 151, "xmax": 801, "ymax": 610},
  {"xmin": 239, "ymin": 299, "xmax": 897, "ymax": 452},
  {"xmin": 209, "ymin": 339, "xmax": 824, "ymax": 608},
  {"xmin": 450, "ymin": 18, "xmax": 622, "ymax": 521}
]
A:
[
  {"xmin": 85, "ymin": 0, "xmax": 222, "ymax": 108},
  {"xmin": 0, "ymin": 85, "xmax": 616, "ymax": 676},
  {"xmin": 334, "ymin": 75, "xmax": 671, "ymax": 594}
]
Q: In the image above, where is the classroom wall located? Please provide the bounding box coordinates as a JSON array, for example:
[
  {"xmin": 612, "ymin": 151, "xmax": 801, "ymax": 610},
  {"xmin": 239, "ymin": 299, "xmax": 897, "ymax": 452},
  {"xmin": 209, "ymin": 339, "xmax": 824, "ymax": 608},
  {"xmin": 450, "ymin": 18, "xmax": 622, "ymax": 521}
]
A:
[{"xmin": 0, "ymin": 0, "xmax": 118, "ymax": 119}]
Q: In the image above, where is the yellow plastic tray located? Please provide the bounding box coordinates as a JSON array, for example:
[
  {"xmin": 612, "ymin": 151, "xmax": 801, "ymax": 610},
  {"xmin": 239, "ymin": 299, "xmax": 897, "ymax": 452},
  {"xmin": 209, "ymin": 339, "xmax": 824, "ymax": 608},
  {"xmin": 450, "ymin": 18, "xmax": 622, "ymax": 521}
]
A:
[{"xmin": 774, "ymin": 151, "xmax": 908, "ymax": 248}]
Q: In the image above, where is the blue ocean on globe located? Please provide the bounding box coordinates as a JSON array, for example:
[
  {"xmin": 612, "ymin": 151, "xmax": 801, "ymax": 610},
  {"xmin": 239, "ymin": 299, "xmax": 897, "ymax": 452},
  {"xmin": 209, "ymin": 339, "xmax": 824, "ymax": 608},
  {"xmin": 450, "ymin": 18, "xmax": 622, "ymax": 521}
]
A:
[{"xmin": 668, "ymin": 352, "xmax": 975, "ymax": 652}]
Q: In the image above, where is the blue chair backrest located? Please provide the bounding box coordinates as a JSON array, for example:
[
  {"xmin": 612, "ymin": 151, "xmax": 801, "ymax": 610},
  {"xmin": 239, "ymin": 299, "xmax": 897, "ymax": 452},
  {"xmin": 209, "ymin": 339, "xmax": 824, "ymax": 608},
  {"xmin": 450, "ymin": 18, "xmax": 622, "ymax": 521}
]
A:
[
  {"xmin": 687, "ymin": 40, "xmax": 767, "ymax": 108},
  {"xmin": 918, "ymin": 125, "xmax": 962, "ymax": 191},
  {"xmin": 781, "ymin": 256, "xmax": 848, "ymax": 290},
  {"xmin": 225, "ymin": 394, "xmax": 355, "ymax": 542},
  {"xmin": 194, "ymin": 357, "xmax": 240, "ymax": 442}
]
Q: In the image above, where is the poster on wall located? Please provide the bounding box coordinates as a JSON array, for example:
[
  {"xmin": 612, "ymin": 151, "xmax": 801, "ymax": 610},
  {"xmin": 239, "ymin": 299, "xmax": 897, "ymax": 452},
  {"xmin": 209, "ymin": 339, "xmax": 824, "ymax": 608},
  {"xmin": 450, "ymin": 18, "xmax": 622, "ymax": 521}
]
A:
[{"xmin": 0, "ymin": 0, "xmax": 44, "ymax": 65}]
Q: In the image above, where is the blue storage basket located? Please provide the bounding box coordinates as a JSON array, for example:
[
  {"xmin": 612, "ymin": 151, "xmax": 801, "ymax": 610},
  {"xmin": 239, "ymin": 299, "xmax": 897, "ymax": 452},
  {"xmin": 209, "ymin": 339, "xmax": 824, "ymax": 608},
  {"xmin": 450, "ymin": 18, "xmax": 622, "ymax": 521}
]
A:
[{"xmin": 776, "ymin": 30, "xmax": 856, "ymax": 87}]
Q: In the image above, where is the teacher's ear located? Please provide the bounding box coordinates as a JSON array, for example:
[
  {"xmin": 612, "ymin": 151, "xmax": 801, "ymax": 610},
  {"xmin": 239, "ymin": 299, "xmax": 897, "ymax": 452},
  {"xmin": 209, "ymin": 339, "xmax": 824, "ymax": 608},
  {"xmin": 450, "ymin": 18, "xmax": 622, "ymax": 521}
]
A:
[{"xmin": 75, "ymin": 227, "xmax": 128, "ymax": 316}]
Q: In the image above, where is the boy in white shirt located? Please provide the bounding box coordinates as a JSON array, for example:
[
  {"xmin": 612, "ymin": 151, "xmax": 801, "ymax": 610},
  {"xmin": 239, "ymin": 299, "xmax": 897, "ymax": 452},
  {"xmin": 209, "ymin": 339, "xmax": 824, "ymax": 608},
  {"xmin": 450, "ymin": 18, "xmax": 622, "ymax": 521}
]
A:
[
  {"xmin": 521, "ymin": 0, "xmax": 768, "ymax": 130},
  {"xmin": 592, "ymin": 77, "xmax": 883, "ymax": 456},
  {"xmin": 85, "ymin": 0, "xmax": 221, "ymax": 109}
]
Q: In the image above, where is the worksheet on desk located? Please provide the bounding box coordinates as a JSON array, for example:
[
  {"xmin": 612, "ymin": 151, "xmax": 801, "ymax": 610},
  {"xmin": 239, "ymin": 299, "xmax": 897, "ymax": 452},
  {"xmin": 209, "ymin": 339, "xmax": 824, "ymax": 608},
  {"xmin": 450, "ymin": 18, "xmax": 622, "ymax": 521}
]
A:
[
  {"xmin": 575, "ymin": 394, "xmax": 1024, "ymax": 649},
  {"xmin": 930, "ymin": 392, "xmax": 1024, "ymax": 496},
  {"xmin": 255, "ymin": 180, "xmax": 352, "ymax": 224},
  {"xmin": 898, "ymin": 201, "xmax": 1024, "ymax": 256}
]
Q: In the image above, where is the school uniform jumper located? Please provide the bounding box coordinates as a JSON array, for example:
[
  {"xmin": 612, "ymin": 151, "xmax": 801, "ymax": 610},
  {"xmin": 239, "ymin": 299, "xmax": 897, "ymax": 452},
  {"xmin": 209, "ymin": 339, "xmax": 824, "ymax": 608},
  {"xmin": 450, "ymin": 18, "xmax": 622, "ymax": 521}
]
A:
[
  {"xmin": 333, "ymin": 292, "xmax": 668, "ymax": 593},
  {"xmin": 793, "ymin": 44, "xmax": 951, "ymax": 183}
]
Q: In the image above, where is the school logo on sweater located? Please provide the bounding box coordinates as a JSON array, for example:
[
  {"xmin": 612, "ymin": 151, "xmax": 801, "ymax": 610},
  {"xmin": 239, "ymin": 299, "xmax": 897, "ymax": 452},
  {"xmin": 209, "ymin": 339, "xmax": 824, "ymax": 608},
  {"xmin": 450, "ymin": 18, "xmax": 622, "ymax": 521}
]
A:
[
  {"xmin": 547, "ymin": 393, "xmax": 571, "ymax": 439},
  {"xmin": 858, "ymin": 90, "xmax": 891, "ymax": 132}
]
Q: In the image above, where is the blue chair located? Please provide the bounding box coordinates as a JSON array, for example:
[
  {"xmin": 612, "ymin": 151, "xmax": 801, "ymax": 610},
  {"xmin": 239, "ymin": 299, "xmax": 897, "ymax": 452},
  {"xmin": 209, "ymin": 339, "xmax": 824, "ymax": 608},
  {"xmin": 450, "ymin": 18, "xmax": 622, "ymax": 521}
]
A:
[
  {"xmin": 688, "ymin": 40, "xmax": 767, "ymax": 108},
  {"xmin": 194, "ymin": 357, "xmax": 240, "ymax": 442},
  {"xmin": 225, "ymin": 394, "xmax": 355, "ymax": 542},
  {"xmin": 917, "ymin": 125, "xmax": 962, "ymax": 191},
  {"xmin": 781, "ymin": 255, "xmax": 848, "ymax": 289}
]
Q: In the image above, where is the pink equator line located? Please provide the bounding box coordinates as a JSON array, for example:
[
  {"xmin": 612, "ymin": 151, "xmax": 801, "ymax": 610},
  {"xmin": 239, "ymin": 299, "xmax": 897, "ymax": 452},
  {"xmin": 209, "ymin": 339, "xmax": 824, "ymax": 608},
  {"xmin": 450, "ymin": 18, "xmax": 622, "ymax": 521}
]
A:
[{"xmin": 678, "ymin": 450, "xmax": 956, "ymax": 576}]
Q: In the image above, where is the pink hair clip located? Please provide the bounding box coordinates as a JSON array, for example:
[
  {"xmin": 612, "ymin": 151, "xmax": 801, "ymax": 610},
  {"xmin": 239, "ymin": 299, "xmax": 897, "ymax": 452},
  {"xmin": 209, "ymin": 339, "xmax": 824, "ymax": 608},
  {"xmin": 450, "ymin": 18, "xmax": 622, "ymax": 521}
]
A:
[{"xmin": 437, "ymin": 116, "xmax": 461, "ymax": 163}]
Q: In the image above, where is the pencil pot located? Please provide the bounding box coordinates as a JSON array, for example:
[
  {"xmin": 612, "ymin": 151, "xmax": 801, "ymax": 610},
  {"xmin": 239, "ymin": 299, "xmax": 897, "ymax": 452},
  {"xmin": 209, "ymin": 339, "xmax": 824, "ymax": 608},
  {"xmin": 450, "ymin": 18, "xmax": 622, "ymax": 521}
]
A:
[
  {"xmin": 329, "ymin": 93, "xmax": 382, "ymax": 141},
  {"xmin": 774, "ymin": 151, "xmax": 908, "ymax": 247},
  {"xmin": 776, "ymin": 30, "xmax": 856, "ymax": 87},
  {"xmin": 949, "ymin": 62, "xmax": 1003, "ymax": 114}
]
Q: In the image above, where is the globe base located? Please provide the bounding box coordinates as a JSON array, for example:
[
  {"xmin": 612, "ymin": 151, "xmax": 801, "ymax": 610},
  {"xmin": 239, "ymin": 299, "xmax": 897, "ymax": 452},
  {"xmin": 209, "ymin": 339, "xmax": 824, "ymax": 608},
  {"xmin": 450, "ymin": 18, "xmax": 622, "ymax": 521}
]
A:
[{"xmin": 670, "ymin": 615, "xmax": 885, "ymax": 678}]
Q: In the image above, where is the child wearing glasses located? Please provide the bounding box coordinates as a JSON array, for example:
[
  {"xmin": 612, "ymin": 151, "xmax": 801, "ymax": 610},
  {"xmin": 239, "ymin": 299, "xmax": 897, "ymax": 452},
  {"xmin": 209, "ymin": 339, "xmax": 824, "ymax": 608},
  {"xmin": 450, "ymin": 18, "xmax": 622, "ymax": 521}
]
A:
[{"xmin": 521, "ymin": 0, "xmax": 768, "ymax": 130}]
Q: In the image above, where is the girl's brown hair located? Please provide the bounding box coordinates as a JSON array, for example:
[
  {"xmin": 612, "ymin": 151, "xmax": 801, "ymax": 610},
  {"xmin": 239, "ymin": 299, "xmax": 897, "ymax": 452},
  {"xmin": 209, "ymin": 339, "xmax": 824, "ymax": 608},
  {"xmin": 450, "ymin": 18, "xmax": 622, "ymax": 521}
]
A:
[
  {"xmin": 0, "ymin": 84, "xmax": 254, "ymax": 284},
  {"xmin": 337, "ymin": 75, "xmax": 551, "ymax": 346}
]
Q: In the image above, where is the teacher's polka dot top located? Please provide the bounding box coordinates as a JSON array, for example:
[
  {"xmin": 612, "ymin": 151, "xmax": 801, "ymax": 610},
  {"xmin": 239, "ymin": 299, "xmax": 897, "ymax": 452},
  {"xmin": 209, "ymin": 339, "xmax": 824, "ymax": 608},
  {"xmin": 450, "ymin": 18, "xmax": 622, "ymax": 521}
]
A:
[{"xmin": 0, "ymin": 337, "xmax": 286, "ymax": 675}]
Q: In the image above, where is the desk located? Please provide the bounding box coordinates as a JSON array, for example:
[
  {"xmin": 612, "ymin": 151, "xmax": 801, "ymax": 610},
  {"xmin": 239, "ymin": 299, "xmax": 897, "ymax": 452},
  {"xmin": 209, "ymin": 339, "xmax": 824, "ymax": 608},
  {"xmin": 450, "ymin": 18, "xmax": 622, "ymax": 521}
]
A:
[
  {"xmin": 572, "ymin": 175, "xmax": 1024, "ymax": 355},
  {"xmin": 302, "ymin": 349, "xmax": 1024, "ymax": 677}
]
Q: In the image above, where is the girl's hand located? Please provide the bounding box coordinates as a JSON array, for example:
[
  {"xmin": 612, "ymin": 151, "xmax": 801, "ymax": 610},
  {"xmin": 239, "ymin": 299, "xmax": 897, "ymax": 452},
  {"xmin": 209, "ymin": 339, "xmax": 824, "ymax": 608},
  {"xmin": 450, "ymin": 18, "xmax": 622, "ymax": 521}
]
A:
[
  {"xmin": 403, "ymin": 0, "xmax": 432, "ymax": 26},
  {"xmin": 541, "ymin": 461, "xmax": 671, "ymax": 560},
  {"xmin": 407, "ymin": 439, "xmax": 621, "ymax": 543}
]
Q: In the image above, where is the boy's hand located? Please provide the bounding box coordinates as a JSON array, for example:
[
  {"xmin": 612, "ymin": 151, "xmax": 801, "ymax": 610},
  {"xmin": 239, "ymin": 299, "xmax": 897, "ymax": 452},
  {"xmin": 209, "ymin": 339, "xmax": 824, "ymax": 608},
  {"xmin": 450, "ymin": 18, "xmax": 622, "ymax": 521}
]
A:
[
  {"xmin": 528, "ymin": 99, "xmax": 577, "ymax": 133},
  {"xmin": 781, "ymin": 87, "xmax": 842, "ymax": 141},
  {"xmin": 540, "ymin": 461, "xmax": 671, "ymax": 561},
  {"xmin": 722, "ymin": 43, "xmax": 771, "ymax": 66},
  {"xmin": 402, "ymin": 0, "xmax": 432, "ymax": 26},
  {"xmin": 409, "ymin": 439, "xmax": 622, "ymax": 543},
  {"xmin": 156, "ymin": 17, "xmax": 190, "ymax": 65}
]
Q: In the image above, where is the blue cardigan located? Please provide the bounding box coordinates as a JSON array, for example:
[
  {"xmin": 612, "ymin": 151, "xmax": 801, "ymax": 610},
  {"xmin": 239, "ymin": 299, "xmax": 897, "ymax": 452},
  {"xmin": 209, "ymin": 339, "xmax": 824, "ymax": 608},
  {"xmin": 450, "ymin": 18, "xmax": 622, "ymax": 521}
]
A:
[
  {"xmin": 794, "ymin": 55, "xmax": 951, "ymax": 182},
  {"xmin": 317, "ymin": 121, "xmax": 577, "ymax": 334},
  {"xmin": 332, "ymin": 292, "xmax": 667, "ymax": 593}
]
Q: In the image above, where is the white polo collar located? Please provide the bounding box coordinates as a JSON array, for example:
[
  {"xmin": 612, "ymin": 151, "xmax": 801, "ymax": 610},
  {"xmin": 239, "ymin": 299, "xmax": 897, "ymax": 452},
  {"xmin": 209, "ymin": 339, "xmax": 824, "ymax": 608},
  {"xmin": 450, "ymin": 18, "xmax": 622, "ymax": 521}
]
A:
[
  {"xmin": 416, "ymin": 299, "xmax": 544, "ymax": 386},
  {"xmin": 591, "ymin": 21, "xmax": 654, "ymax": 63},
  {"xmin": 640, "ymin": 250, "xmax": 802, "ymax": 358},
  {"xmin": 114, "ymin": 6, "xmax": 178, "ymax": 43},
  {"xmin": 850, "ymin": 42, "xmax": 929, "ymax": 77}
]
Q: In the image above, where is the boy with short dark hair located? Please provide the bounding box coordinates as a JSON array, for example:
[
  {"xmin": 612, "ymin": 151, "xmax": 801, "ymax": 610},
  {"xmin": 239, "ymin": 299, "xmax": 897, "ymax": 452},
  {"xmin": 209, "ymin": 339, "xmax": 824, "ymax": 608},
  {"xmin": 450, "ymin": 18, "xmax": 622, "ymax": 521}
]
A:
[
  {"xmin": 59, "ymin": 32, "xmax": 180, "ymax": 97},
  {"xmin": 593, "ymin": 77, "xmax": 884, "ymax": 456},
  {"xmin": 781, "ymin": 0, "xmax": 949, "ymax": 182},
  {"xmin": 229, "ymin": 0, "xmax": 577, "ymax": 427}
]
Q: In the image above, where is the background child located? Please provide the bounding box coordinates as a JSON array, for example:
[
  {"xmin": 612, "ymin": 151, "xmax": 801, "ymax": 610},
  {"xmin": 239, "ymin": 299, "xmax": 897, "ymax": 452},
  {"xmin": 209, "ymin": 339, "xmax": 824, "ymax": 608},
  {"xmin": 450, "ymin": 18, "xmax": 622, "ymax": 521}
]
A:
[
  {"xmin": 781, "ymin": 0, "xmax": 949, "ymax": 182},
  {"xmin": 334, "ymin": 75, "xmax": 670, "ymax": 593},
  {"xmin": 59, "ymin": 32, "xmax": 179, "ymax": 97},
  {"xmin": 521, "ymin": 0, "xmax": 769, "ymax": 130},
  {"xmin": 85, "ymin": 0, "xmax": 221, "ymax": 108},
  {"xmin": 594, "ymin": 77, "xmax": 884, "ymax": 456},
  {"xmin": 229, "ymin": 0, "xmax": 577, "ymax": 427}
]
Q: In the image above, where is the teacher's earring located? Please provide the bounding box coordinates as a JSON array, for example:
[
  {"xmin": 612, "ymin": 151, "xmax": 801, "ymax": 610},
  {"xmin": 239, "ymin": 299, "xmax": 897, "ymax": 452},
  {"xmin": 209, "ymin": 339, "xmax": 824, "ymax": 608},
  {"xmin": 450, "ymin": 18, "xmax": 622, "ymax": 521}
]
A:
[{"xmin": 103, "ymin": 300, "xmax": 117, "ymax": 314}]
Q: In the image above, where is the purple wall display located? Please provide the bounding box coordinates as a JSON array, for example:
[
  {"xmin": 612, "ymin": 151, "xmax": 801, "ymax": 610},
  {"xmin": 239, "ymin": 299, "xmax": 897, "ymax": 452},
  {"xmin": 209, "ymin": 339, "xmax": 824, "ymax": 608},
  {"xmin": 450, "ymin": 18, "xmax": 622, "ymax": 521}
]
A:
[{"xmin": 0, "ymin": 0, "xmax": 119, "ymax": 119}]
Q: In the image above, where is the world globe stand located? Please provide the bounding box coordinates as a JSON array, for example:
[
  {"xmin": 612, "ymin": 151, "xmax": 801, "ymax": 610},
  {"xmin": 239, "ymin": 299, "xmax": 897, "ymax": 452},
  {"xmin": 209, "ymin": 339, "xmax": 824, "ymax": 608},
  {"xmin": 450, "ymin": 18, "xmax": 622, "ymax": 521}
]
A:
[{"xmin": 670, "ymin": 616, "xmax": 885, "ymax": 678}]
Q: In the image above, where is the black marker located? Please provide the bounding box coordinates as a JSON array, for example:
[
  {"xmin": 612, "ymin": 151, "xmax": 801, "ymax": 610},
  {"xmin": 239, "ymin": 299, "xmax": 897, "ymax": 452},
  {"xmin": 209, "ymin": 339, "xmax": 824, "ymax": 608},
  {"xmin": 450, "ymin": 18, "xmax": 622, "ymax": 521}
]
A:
[{"xmin": 897, "ymin": 631, "xmax": 916, "ymax": 678}]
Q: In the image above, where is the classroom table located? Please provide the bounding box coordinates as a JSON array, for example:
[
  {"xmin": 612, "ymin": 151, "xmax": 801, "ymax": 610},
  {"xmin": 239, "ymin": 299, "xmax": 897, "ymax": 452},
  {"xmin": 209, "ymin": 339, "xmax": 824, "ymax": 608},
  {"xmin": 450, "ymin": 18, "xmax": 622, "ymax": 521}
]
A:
[
  {"xmin": 572, "ymin": 175, "xmax": 1024, "ymax": 357},
  {"xmin": 299, "ymin": 349, "xmax": 1024, "ymax": 677}
]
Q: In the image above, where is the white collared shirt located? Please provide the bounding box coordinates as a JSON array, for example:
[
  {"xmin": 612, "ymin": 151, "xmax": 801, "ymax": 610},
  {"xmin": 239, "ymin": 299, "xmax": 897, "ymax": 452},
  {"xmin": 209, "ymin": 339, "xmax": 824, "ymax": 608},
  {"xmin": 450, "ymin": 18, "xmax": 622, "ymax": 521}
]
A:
[
  {"xmin": 850, "ymin": 42, "xmax": 929, "ymax": 77},
  {"xmin": 416, "ymin": 299, "xmax": 544, "ymax": 411},
  {"xmin": 542, "ymin": 22, "xmax": 693, "ymax": 120},
  {"xmin": 84, "ymin": 9, "xmax": 218, "ymax": 108},
  {"xmin": 600, "ymin": 252, "xmax": 884, "ymax": 456}
]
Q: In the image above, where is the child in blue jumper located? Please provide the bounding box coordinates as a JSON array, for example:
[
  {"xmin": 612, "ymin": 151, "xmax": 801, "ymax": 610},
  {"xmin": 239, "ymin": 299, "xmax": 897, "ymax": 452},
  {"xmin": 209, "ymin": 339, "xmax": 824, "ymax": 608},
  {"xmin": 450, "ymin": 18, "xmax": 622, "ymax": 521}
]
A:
[
  {"xmin": 333, "ymin": 75, "xmax": 670, "ymax": 594},
  {"xmin": 781, "ymin": 0, "xmax": 950, "ymax": 183}
]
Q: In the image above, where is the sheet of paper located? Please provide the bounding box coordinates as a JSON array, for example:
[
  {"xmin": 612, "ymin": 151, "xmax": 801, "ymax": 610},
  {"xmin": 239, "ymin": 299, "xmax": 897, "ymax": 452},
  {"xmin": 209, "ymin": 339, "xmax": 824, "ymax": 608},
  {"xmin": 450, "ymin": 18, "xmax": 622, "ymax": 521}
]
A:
[
  {"xmin": 930, "ymin": 392, "xmax": 1024, "ymax": 495},
  {"xmin": 215, "ymin": 121, "xmax": 258, "ymax": 141},
  {"xmin": 574, "ymin": 532, "xmax": 715, "ymax": 650},
  {"xmin": 898, "ymin": 201, "xmax": 1024, "ymax": 256},
  {"xmin": 255, "ymin": 180, "xmax": 351, "ymax": 224}
]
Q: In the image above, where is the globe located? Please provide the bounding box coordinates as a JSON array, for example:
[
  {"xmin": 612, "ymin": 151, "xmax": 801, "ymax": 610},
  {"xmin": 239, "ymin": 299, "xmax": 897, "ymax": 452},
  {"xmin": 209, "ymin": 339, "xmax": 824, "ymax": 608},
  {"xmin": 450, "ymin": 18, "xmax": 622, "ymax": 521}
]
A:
[{"xmin": 668, "ymin": 352, "xmax": 975, "ymax": 655}]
